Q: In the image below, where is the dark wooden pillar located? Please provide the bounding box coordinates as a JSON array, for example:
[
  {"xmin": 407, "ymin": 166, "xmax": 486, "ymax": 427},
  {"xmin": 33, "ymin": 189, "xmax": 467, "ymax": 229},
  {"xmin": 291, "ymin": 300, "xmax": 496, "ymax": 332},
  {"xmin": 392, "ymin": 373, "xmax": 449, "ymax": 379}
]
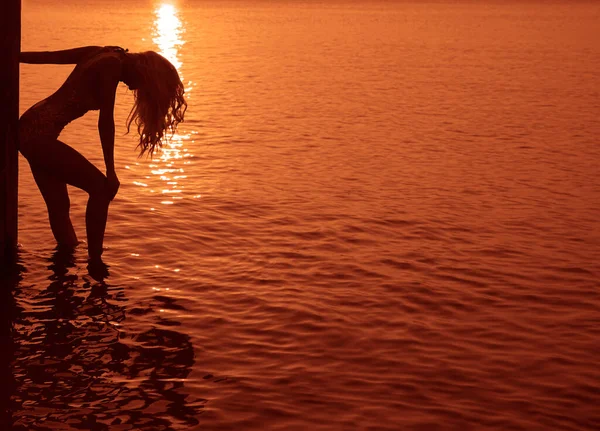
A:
[{"xmin": 0, "ymin": 0, "xmax": 20, "ymax": 265}]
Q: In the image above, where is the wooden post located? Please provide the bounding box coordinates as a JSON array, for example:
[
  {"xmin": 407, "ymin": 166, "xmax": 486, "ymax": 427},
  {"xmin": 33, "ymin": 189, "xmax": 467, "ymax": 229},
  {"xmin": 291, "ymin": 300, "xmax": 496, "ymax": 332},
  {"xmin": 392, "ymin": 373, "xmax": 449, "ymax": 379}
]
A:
[{"xmin": 0, "ymin": 0, "xmax": 20, "ymax": 266}]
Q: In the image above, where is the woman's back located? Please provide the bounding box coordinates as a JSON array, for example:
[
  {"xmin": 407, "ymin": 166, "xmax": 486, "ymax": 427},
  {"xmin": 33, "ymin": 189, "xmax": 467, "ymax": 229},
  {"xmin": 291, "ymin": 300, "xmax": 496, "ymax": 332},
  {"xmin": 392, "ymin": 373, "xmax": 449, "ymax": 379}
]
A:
[{"xmin": 20, "ymin": 52, "xmax": 121, "ymax": 147}]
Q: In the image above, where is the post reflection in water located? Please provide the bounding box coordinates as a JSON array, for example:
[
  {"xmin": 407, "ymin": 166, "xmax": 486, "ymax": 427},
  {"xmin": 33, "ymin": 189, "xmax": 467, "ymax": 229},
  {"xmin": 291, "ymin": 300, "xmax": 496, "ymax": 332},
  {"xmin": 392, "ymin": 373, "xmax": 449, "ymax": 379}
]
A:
[
  {"xmin": 0, "ymin": 261, "xmax": 20, "ymax": 430},
  {"xmin": 0, "ymin": 252, "xmax": 203, "ymax": 430},
  {"xmin": 150, "ymin": 3, "xmax": 193, "ymax": 206}
]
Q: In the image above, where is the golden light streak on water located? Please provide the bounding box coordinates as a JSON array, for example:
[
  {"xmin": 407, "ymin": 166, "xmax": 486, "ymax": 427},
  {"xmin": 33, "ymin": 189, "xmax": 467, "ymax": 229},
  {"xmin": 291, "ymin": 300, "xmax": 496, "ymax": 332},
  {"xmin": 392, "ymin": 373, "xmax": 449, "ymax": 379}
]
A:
[
  {"xmin": 153, "ymin": 3, "xmax": 184, "ymax": 71},
  {"xmin": 151, "ymin": 2, "xmax": 191, "ymax": 204}
]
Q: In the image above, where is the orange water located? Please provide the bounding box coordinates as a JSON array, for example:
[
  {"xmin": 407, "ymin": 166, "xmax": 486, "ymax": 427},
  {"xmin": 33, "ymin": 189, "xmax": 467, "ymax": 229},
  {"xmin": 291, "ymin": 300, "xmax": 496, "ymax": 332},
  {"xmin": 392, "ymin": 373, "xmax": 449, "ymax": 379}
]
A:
[{"xmin": 5, "ymin": 0, "xmax": 600, "ymax": 429}]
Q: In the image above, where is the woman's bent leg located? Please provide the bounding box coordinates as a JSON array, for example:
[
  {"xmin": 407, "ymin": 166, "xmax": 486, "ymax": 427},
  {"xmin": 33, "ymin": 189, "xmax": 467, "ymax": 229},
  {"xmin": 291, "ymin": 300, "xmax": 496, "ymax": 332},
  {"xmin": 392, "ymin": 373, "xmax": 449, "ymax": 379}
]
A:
[
  {"xmin": 23, "ymin": 139, "xmax": 112, "ymax": 259},
  {"xmin": 31, "ymin": 168, "xmax": 78, "ymax": 248},
  {"xmin": 86, "ymin": 193, "xmax": 111, "ymax": 260}
]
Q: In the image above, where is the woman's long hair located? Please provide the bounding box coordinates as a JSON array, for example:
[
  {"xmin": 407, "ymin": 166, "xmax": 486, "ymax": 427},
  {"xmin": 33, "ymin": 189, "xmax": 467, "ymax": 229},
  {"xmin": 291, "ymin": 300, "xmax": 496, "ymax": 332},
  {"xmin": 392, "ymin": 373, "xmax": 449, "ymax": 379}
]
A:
[{"xmin": 126, "ymin": 51, "xmax": 187, "ymax": 157}]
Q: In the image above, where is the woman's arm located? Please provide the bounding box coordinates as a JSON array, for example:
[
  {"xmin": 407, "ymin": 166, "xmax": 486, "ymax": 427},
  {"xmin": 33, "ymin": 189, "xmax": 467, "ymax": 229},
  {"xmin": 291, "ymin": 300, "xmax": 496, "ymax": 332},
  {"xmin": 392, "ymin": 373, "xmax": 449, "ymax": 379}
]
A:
[
  {"xmin": 97, "ymin": 62, "xmax": 122, "ymax": 200},
  {"xmin": 99, "ymin": 100, "xmax": 120, "ymax": 200},
  {"xmin": 20, "ymin": 46, "xmax": 124, "ymax": 64},
  {"xmin": 99, "ymin": 105, "xmax": 116, "ymax": 175}
]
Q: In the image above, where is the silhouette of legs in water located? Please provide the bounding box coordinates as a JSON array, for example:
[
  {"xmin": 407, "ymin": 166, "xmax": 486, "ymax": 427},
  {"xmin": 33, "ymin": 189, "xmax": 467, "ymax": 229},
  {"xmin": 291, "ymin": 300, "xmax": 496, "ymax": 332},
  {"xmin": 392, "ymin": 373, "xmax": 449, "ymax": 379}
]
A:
[
  {"xmin": 21, "ymin": 138, "xmax": 112, "ymax": 260},
  {"xmin": 32, "ymin": 170, "xmax": 78, "ymax": 247}
]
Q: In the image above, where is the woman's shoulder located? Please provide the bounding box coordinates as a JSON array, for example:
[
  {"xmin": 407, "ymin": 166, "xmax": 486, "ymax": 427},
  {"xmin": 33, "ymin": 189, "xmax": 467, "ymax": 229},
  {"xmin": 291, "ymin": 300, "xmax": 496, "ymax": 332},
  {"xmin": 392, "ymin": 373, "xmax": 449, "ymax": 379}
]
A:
[
  {"xmin": 76, "ymin": 51, "xmax": 124, "ymax": 85},
  {"xmin": 84, "ymin": 50, "xmax": 124, "ymax": 70}
]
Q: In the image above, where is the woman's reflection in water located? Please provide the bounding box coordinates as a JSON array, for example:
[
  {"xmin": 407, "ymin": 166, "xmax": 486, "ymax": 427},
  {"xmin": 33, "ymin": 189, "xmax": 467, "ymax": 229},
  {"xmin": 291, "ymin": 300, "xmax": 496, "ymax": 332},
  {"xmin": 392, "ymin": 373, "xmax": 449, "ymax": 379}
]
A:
[{"xmin": 1, "ymin": 249, "xmax": 203, "ymax": 430}]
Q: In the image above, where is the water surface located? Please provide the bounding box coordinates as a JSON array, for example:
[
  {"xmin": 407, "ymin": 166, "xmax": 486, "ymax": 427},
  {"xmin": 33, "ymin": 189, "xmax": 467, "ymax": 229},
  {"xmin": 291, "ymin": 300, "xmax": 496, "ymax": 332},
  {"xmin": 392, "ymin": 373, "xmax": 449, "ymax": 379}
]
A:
[{"xmin": 4, "ymin": 0, "xmax": 600, "ymax": 429}]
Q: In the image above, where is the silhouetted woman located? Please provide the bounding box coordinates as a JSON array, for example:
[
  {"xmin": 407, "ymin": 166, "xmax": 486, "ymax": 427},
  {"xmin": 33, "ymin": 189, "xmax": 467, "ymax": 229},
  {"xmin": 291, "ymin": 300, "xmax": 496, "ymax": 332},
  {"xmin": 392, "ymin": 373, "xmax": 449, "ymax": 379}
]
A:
[{"xmin": 19, "ymin": 46, "xmax": 187, "ymax": 261}]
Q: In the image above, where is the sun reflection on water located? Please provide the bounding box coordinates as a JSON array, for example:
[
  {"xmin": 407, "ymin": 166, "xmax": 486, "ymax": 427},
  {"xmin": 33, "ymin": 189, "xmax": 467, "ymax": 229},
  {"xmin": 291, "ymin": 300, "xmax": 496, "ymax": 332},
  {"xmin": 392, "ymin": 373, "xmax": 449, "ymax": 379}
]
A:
[
  {"xmin": 153, "ymin": 3, "xmax": 183, "ymax": 70},
  {"xmin": 149, "ymin": 2, "xmax": 193, "ymax": 205}
]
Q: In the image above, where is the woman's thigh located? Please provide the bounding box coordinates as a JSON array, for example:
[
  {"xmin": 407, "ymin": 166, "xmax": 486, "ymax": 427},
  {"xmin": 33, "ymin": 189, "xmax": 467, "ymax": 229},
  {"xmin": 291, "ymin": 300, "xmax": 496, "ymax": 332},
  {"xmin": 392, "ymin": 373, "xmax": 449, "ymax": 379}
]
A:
[
  {"xmin": 31, "ymin": 166, "xmax": 70, "ymax": 213},
  {"xmin": 22, "ymin": 139, "xmax": 107, "ymax": 196}
]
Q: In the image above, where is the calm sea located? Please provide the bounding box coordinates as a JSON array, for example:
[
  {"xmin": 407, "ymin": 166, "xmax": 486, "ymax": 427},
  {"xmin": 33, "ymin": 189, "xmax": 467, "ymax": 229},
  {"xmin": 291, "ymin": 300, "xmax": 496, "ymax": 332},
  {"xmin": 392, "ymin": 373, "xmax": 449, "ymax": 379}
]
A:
[{"xmin": 4, "ymin": 0, "xmax": 599, "ymax": 429}]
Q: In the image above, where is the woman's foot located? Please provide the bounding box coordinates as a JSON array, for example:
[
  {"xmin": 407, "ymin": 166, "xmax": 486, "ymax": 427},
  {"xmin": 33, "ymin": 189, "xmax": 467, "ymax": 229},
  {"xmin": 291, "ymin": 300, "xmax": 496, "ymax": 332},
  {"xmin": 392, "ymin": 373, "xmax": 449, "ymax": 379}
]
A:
[{"xmin": 87, "ymin": 257, "xmax": 109, "ymax": 281}]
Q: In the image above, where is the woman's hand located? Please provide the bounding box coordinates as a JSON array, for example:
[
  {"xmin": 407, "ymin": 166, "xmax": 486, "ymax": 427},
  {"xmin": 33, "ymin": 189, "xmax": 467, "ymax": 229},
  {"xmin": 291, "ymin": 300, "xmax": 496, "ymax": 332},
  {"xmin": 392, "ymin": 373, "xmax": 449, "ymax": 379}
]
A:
[{"xmin": 106, "ymin": 171, "xmax": 120, "ymax": 201}]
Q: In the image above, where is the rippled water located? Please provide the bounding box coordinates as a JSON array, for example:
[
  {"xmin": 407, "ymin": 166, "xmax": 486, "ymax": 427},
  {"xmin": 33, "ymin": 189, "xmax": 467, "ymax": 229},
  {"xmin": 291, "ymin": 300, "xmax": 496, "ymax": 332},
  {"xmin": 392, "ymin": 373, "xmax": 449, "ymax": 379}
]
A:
[{"xmin": 2, "ymin": 0, "xmax": 599, "ymax": 429}]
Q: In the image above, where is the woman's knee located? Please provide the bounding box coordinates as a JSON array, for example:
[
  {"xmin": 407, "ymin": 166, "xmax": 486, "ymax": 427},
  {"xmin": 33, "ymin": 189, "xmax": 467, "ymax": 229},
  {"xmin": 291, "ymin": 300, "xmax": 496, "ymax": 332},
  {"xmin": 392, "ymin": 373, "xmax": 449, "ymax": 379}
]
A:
[{"xmin": 88, "ymin": 181, "xmax": 112, "ymax": 202}]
